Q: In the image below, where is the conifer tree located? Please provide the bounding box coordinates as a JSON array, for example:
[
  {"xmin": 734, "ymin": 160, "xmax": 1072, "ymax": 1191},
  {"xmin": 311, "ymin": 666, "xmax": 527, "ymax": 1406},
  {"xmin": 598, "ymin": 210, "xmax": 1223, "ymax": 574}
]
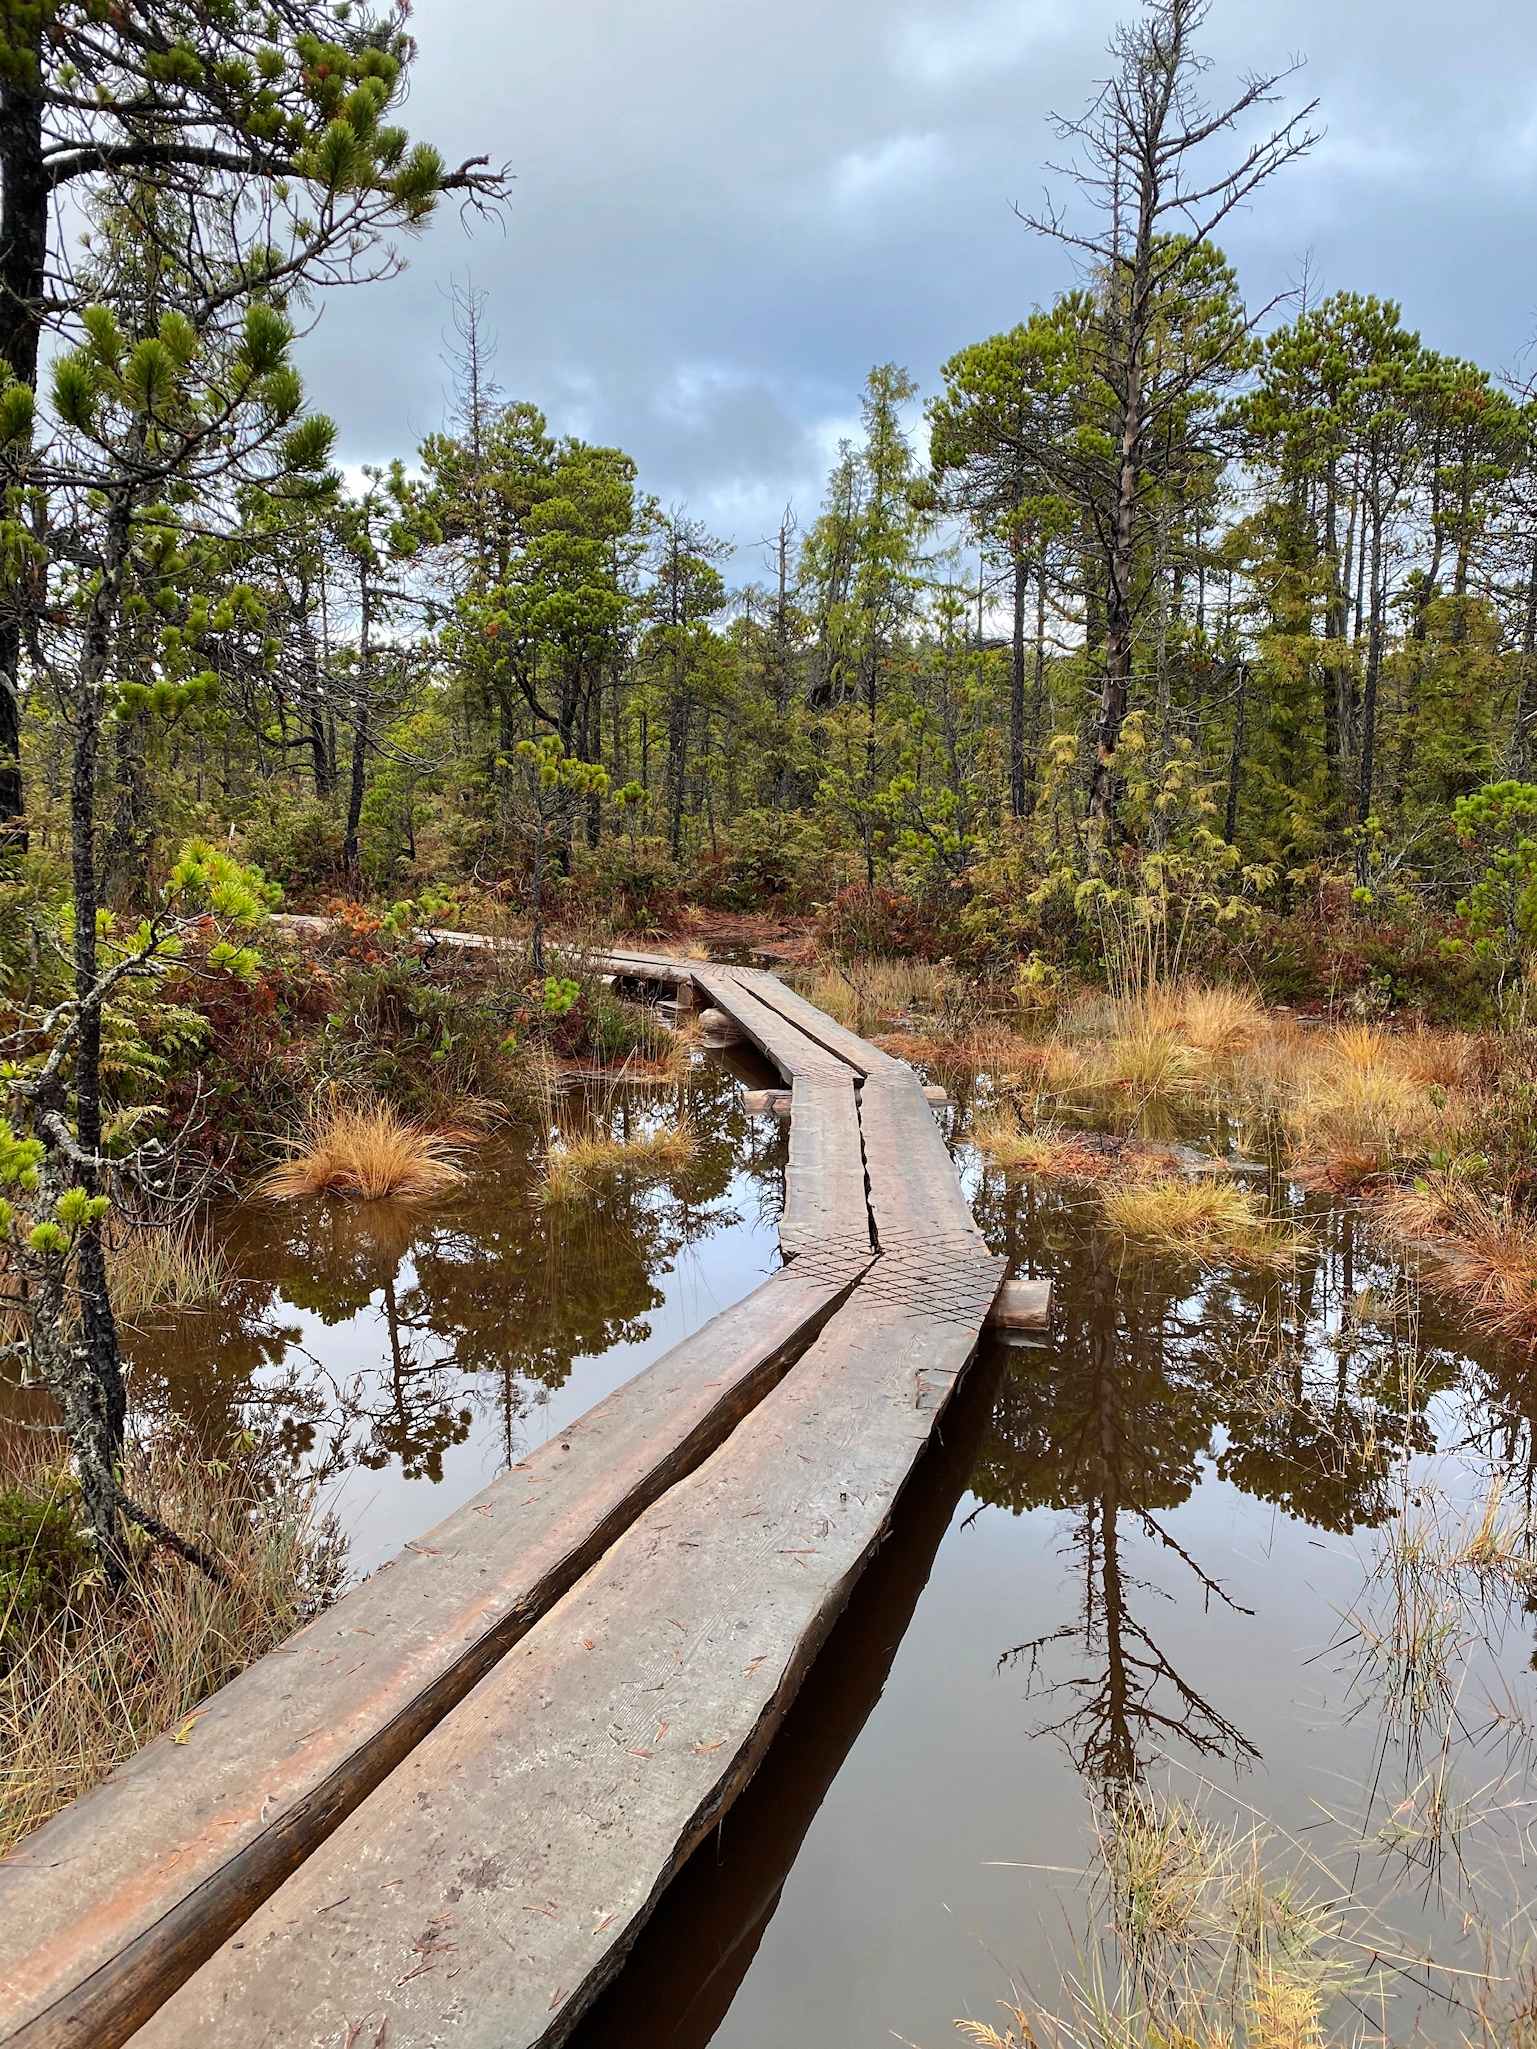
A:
[{"xmin": 0, "ymin": 0, "xmax": 509, "ymax": 830}]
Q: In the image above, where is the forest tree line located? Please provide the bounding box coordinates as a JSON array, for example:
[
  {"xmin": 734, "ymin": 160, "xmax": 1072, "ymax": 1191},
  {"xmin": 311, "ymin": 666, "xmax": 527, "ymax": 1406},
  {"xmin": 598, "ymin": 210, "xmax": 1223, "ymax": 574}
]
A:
[
  {"xmin": 12, "ymin": 0, "xmax": 1535, "ymax": 1008},
  {"xmin": 30, "ymin": 260, "xmax": 1537, "ymax": 976}
]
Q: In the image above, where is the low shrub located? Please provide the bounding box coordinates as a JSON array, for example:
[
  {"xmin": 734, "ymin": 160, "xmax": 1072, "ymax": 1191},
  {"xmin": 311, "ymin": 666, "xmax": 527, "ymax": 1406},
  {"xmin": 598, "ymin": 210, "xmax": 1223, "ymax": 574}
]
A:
[
  {"xmin": 238, "ymin": 797, "xmax": 343, "ymax": 900},
  {"xmin": 577, "ymin": 836, "xmax": 684, "ymax": 933},
  {"xmin": 814, "ymin": 883, "xmax": 954, "ymax": 962},
  {"xmin": 0, "ymin": 1482, "xmax": 93, "ymax": 1646},
  {"xmin": 695, "ymin": 810, "xmax": 825, "ymax": 913}
]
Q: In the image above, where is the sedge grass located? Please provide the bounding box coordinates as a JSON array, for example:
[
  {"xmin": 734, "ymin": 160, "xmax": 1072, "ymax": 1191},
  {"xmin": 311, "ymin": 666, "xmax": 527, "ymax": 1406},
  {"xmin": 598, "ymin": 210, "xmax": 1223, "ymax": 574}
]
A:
[
  {"xmin": 539, "ymin": 1121, "xmax": 700, "ymax": 1205},
  {"xmin": 258, "ymin": 1094, "xmax": 474, "ymax": 1203},
  {"xmin": 0, "ymin": 1213, "xmax": 236, "ymax": 1348},
  {"xmin": 1177, "ymin": 982, "xmax": 1268, "ymax": 1058},
  {"xmin": 0, "ymin": 1433, "xmax": 346, "ymax": 1853},
  {"xmin": 1281, "ymin": 1024, "xmax": 1465, "ymax": 1189},
  {"xmin": 796, "ymin": 953, "xmax": 960, "ymax": 1036},
  {"xmin": 971, "ymin": 1112, "xmax": 1118, "ymax": 1181},
  {"xmin": 107, "ymin": 1215, "xmax": 235, "ymax": 1324},
  {"xmin": 1374, "ymin": 1175, "xmax": 1537, "ymax": 1347},
  {"xmin": 955, "ymin": 1792, "xmax": 1365, "ymax": 2049},
  {"xmin": 1101, "ymin": 1176, "xmax": 1306, "ymax": 1269}
]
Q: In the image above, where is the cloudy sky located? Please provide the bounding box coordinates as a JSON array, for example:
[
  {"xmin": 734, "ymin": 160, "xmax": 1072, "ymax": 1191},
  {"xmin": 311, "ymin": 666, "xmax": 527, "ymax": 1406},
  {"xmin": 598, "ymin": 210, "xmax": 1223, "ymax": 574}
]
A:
[{"xmin": 310, "ymin": 0, "xmax": 1537, "ymax": 574}]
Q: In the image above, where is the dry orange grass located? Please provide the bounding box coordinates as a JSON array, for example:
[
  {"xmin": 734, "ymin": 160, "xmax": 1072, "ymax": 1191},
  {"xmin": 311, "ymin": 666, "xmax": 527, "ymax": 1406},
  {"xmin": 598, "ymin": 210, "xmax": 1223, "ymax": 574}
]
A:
[
  {"xmin": 1281, "ymin": 1026, "xmax": 1460, "ymax": 1188},
  {"xmin": 1176, "ymin": 983, "xmax": 1267, "ymax": 1058},
  {"xmin": 1102, "ymin": 1176, "xmax": 1307, "ymax": 1269},
  {"xmin": 971, "ymin": 1111, "xmax": 1120, "ymax": 1181},
  {"xmin": 259, "ymin": 1096, "xmax": 474, "ymax": 1203},
  {"xmin": 1375, "ymin": 1175, "xmax": 1537, "ymax": 1347},
  {"xmin": 539, "ymin": 1122, "xmax": 699, "ymax": 1204},
  {"xmin": 875, "ymin": 1023, "xmax": 1064, "ymax": 1092},
  {"xmin": 1079, "ymin": 1023, "xmax": 1209, "ymax": 1109}
]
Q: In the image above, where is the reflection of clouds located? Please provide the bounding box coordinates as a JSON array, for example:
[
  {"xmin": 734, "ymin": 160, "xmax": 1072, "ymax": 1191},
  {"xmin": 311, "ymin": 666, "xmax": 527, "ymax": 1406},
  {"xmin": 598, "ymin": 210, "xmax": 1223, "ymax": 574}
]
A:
[
  {"xmin": 124, "ymin": 1062, "xmax": 782, "ymax": 1513},
  {"xmin": 966, "ymin": 1167, "xmax": 1523, "ymax": 1802}
]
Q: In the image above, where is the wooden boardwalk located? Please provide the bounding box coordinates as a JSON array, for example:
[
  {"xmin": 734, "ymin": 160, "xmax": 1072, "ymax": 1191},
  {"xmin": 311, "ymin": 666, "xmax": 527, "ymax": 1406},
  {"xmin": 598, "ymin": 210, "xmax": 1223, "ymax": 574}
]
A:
[{"xmin": 0, "ymin": 949, "xmax": 1033, "ymax": 2049}]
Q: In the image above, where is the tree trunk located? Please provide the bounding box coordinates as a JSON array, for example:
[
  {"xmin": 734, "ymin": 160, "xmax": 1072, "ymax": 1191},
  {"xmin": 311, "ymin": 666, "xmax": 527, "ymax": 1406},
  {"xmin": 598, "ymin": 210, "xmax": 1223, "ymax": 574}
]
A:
[
  {"xmin": 1089, "ymin": 186, "xmax": 1154, "ymax": 829},
  {"xmin": 1008, "ymin": 529, "xmax": 1027, "ymax": 820},
  {"xmin": 342, "ymin": 566, "xmax": 371, "ymax": 877},
  {"xmin": 1512, "ymin": 537, "xmax": 1537, "ymax": 775},
  {"xmin": 1355, "ymin": 499, "xmax": 1386, "ymax": 887},
  {"xmin": 0, "ymin": 53, "xmax": 49, "ymax": 838}
]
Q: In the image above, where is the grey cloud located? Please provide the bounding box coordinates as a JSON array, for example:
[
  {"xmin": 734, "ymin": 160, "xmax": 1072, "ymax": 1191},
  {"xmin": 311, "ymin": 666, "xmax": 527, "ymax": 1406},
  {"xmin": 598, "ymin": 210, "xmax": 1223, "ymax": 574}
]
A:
[{"xmin": 307, "ymin": 0, "xmax": 1537, "ymax": 564}]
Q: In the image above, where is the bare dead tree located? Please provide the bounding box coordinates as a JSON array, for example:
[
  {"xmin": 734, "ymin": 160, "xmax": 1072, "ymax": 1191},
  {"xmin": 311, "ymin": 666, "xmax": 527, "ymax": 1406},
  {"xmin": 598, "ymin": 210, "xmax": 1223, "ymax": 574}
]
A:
[{"xmin": 1015, "ymin": 0, "xmax": 1320, "ymax": 826}]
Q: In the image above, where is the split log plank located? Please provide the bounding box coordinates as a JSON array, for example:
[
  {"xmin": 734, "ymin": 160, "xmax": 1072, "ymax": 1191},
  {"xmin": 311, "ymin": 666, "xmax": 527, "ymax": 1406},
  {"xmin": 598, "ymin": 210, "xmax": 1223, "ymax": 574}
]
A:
[
  {"xmin": 687, "ymin": 966, "xmax": 852, "ymax": 1086},
  {"xmin": 0, "ymin": 1264, "xmax": 866, "ymax": 2049},
  {"xmin": 721, "ymin": 967, "xmax": 906, "ymax": 1079},
  {"xmin": 858, "ymin": 1073, "xmax": 985, "ymax": 1248},
  {"xmin": 132, "ymin": 1290, "xmax": 994, "ymax": 2049},
  {"xmin": 3, "ymin": 943, "xmax": 1013, "ymax": 2049},
  {"xmin": 780, "ymin": 1075, "xmax": 868, "ymax": 1263}
]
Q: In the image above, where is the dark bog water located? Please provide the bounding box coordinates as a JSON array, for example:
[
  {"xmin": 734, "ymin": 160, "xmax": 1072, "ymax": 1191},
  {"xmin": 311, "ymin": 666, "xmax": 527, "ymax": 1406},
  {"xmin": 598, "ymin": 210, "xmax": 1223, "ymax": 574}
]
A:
[
  {"xmin": 126, "ymin": 1055, "xmax": 788, "ymax": 1575},
  {"xmin": 122, "ymin": 1065, "xmax": 1537, "ymax": 2045}
]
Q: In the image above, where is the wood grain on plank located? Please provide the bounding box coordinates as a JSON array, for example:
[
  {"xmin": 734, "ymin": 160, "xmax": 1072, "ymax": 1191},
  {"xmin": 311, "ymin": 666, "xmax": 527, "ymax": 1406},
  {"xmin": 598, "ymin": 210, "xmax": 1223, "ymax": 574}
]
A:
[
  {"xmin": 780, "ymin": 1076, "xmax": 868, "ymax": 1263},
  {"xmin": 132, "ymin": 1294, "xmax": 992, "ymax": 2049},
  {"xmin": 0, "ymin": 1264, "xmax": 864, "ymax": 2049},
  {"xmin": 858, "ymin": 1073, "xmax": 985, "ymax": 1246},
  {"xmin": 721, "ymin": 967, "xmax": 906, "ymax": 1079},
  {"xmin": 686, "ymin": 968, "xmax": 850, "ymax": 1087}
]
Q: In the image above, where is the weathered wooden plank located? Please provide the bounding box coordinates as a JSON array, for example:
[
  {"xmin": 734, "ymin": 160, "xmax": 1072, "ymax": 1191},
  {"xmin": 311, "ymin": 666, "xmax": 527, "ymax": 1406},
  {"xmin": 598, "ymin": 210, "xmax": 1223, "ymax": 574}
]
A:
[
  {"xmin": 721, "ymin": 967, "xmax": 907, "ymax": 1080},
  {"xmin": 858, "ymin": 1072, "xmax": 985, "ymax": 1247},
  {"xmin": 131, "ymin": 1292, "xmax": 994, "ymax": 2049},
  {"xmin": 571, "ymin": 1347, "xmax": 1008, "ymax": 2049},
  {"xmin": 0, "ymin": 1264, "xmax": 867, "ymax": 2049},
  {"xmin": 686, "ymin": 967, "xmax": 851, "ymax": 1087},
  {"xmin": 780, "ymin": 1076, "xmax": 868, "ymax": 1263},
  {"xmin": 3, "ymin": 941, "xmax": 1013, "ymax": 2049}
]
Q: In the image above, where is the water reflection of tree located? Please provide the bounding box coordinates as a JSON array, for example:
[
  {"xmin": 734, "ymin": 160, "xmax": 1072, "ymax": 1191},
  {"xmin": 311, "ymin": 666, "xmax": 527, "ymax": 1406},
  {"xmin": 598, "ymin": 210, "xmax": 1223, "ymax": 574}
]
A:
[
  {"xmin": 969, "ymin": 1174, "xmax": 1466, "ymax": 1796},
  {"xmin": 123, "ymin": 1063, "xmax": 781, "ymax": 1489}
]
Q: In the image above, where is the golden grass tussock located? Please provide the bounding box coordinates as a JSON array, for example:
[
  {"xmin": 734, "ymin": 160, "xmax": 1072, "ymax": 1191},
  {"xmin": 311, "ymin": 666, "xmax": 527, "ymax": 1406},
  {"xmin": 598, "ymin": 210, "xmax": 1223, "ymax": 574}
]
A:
[
  {"xmin": 1079, "ymin": 1023, "xmax": 1210, "ymax": 1108},
  {"xmin": 539, "ymin": 1121, "xmax": 699, "ymax": 1205},
  {"xmin": 1102, "ymin": 1175, "xmax": 1306, "ymax": 1268},
  {"xmin": 796, "ymin": 953, "xmax": 959, "ymax": 1036},
  {"xmin": 259, "ymin": 1095, "xmax": 475, "ymax": 1203},
  {"xmin": 1282, "ymin": 1029, "xmax": 1459, "ymax": 1189},
  {"xmin": 971, "ymin": 1110, "xmax": 1120, "ymax": 1181},
  {"xmin": 874, "ymin": 1023, "xmax": 1070, "ymax": 1095},
  {"xmin": 0, "ymin": 1433, "xmax": 346, "ymax": 1853},
  {"xmin": 1176, "ymin": 982, "xmax": 1268, "ymax": 1058},
  {"xmin": 953, "ymin": 1793, "xmax": 1356, "ymax": 2049},
  {"xmin": 1376, "ymin": 1174, "xmax": 1537, "ymax": 1348}
]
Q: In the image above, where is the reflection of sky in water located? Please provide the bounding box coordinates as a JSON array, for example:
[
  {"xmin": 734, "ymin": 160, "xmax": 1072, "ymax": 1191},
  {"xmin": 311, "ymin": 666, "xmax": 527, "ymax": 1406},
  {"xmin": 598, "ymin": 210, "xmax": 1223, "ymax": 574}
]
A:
[
  {"xmin": 124, "ymin": 1053, "xmax": 788, "ymax": 1575},
  {"xmin": 117, "ymin": 1072, "xmax": 1537, "ymax": 2049},
  {"xmin": 579, "ymin": 1140, "xmax": 1537, "ymax": 2049},
  {"xmin": 270, "ymin": 1174, "xmax": 782, "ymax": 1575}
]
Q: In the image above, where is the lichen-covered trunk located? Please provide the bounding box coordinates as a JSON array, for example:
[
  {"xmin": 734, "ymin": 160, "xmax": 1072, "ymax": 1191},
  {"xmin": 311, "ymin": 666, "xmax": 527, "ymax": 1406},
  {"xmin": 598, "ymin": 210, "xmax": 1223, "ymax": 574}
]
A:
[{"xmin": 30, "ymin": 497, "xmax": 136, "ymax": 1579}]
